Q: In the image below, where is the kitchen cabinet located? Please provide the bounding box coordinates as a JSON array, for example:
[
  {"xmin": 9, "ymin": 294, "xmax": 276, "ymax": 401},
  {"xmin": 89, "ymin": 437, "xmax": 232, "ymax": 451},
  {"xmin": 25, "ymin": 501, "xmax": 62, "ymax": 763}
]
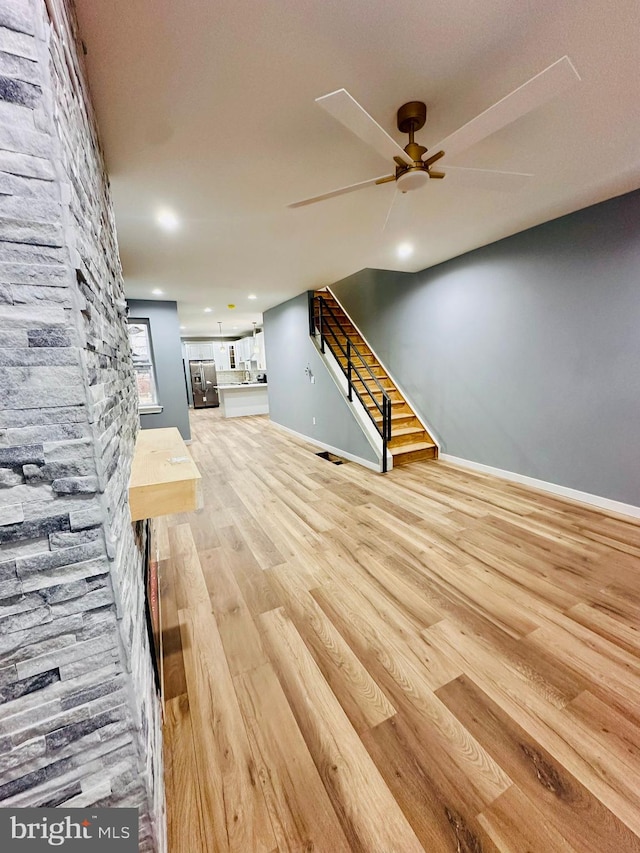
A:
[
  {"xmin": 214, "ymin": 342, "xmax": 238, "ymax": 371},
  {"xmin": 255, "ymin": 331, "xmax": 266, "ymax": 370},
  {"xmin": 183, "ymin": 336, "xmax": 264, "ymax": 371},
  {"xmin": 234, "ymin": 332, "xmax": 266, "ymax": 369},
  {"xmin": 217, "ymin": 383, "xmax": 269, "ymax": 418},
  {"xmin": 235, "ymin": 336, "xmax": 249, "ymax": 364},
  {"xmin": 184, "ymin": 341, "xmax": 215, "ymax": 361},
  {"xmin": 184, "ymin": 340, "xmax": 233, "ymax": 372}
]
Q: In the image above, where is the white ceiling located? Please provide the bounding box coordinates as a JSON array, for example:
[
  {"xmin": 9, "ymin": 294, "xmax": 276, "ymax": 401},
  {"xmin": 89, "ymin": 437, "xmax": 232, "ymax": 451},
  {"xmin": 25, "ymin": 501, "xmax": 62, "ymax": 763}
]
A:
[{"xmin": 74, "ymin": 0, "xmax": 640, "ymax": 338}]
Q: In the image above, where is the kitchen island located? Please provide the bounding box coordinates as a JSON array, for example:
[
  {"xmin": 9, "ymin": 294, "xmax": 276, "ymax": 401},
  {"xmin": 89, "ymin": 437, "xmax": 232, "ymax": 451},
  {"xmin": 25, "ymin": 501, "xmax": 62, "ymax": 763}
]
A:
[{"xmin": 216, "ymin": 383, "xmax": 269, "ymax": 418}]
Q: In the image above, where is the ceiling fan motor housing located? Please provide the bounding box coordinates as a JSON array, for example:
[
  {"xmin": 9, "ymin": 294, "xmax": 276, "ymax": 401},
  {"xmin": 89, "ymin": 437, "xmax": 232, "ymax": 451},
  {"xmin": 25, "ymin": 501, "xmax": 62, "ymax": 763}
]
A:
[{"xmin": 397, "ymin": 101, "xmax": 427, "ymax": 134}]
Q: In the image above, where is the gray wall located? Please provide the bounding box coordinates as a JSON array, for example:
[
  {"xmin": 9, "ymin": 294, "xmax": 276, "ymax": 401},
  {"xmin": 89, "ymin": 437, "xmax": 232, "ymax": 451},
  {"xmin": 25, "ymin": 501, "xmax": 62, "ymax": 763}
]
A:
[
  {"xmin": 264, "ymin": 293, "xmax": 378, "ymax": 465},
  {"xmin": 128, "ymin": 300, "xmax": 191, "ymax": 442},
  {"xmin": 333, "ymin": 189, "xmax": 640, "ymax": 506}
]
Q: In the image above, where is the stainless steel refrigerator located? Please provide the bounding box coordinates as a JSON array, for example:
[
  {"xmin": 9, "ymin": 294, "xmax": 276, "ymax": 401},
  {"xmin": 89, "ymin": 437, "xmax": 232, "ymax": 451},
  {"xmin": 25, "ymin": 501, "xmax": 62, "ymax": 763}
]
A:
[{"xmin": 189, "ymin": 360, "xmax": 219, "ymax": 408}]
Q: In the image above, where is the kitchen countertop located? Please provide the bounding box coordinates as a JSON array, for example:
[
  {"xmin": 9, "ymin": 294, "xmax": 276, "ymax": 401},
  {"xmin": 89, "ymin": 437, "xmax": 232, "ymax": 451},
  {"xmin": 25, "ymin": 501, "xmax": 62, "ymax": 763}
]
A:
[{"xmin": 215, "ymin": 383, "xmax": 268, "ymax": 389}]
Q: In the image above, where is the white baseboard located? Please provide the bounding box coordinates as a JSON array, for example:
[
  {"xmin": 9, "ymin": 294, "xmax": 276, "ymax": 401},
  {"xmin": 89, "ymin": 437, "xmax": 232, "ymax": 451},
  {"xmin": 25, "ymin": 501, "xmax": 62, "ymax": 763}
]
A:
[
  {"xmin": 270, "ymin": 421, "xmax": 382, "ymax": 472},
  {"xmin": 440, "ymin": 453, "xmax": 640, "ymax": 519}
]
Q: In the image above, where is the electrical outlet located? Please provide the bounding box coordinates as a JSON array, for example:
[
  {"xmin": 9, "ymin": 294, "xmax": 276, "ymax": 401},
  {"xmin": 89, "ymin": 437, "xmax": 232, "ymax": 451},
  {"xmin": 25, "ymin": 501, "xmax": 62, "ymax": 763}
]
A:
[{"xmin": 312, "ymin": 417, "xmax": 316, "ymax": 425}]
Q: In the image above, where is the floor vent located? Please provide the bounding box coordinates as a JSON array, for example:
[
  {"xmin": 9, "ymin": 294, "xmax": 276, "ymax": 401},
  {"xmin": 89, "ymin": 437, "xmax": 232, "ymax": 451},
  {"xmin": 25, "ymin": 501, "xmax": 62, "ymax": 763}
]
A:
[{"xmin": 316, "ymin": 450, "xmax": 345, "ymax": 465}]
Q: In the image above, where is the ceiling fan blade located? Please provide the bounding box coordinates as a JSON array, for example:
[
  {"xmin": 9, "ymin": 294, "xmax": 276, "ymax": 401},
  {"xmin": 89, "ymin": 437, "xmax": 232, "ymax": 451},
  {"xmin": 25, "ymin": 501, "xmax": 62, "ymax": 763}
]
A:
[
  {"xmin": 316, "ymin": 89, "xmax": 413, "ymax": 167},
  {"xmin": 288, "ymin": 173, "xmax": 393, "ymax": 208},
  {"xmin": 382, "ymin": 188, "xmax": 399, "ymax": 233},
  {"xmin": 439, "ymin": 166, "xmax": 533, "ymax": 191},
  {"xmin": 431, "ymin": 56, "xmax": 580, "ymax": 162}
]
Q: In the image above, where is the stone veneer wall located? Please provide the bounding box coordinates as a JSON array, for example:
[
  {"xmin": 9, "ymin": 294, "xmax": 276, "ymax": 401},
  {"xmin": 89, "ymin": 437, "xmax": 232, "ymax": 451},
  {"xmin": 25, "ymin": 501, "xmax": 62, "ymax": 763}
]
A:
[{"xmin": 0, "ymin": 1, "xmax": 164, "ymax": 849}]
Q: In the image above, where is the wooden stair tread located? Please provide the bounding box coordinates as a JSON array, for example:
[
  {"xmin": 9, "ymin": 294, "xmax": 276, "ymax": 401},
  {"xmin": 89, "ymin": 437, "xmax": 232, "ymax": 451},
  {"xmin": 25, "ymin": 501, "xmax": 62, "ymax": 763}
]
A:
[
  {"xmin": 353, "ymin": 380, "xmax": 395, "ymax": 390},
  {"xmin": 389, "ymin": 426, "xmax": 425, "ymax": 438},
  {"xmin": 348, "ymin": 370, "xmax": 387, "ymax": 378},
  {"xmin": 351, "ymin": 375, "xmax": 393, "ymax": 384},
  {"xmin": 390, "ymin": 441, "xmax": 436, "ymax": 455},
  {"xmin": 374, "ymin": 412, "xmax": 416, "ymax": 422},
  {"xmin": 337, "ymin": 357, "xmax": 382, "ymax": 367},
  {"xmin": 364, "ymin": 394, "xmax": 403, "ymax": 403},
  {"xmin": 365, "ymin": 398, "xmax": 407, "ymax": 408}
]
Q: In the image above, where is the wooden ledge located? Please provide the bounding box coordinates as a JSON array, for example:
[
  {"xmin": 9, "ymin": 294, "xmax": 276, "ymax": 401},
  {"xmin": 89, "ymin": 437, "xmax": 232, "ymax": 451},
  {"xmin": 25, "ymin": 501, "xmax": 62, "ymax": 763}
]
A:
[{"xmin": 129, "ymin": 427, "xmax": 202, "ymax": 522}]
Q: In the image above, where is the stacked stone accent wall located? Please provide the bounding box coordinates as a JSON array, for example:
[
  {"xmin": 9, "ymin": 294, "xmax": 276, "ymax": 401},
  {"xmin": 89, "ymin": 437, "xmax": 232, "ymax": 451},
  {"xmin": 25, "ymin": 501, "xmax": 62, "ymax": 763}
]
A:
[{"xmin": 0, "ymin": 1, "xmax": 164, "ymax": 849}]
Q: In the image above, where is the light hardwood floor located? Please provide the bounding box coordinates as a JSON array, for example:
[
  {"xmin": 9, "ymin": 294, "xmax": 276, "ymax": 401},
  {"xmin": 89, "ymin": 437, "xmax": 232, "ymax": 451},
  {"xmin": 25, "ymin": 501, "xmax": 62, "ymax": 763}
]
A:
[{"xmin": 160, "ymin": 409, "xmax": 640, "ymax": 852}]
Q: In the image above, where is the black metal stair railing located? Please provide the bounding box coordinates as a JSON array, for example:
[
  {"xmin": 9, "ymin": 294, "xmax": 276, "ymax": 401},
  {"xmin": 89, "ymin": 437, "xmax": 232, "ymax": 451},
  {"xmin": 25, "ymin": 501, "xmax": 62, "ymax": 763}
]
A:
[{"xmin": 309, "ymin": 291, "xmax": 392, "ymax": 472}]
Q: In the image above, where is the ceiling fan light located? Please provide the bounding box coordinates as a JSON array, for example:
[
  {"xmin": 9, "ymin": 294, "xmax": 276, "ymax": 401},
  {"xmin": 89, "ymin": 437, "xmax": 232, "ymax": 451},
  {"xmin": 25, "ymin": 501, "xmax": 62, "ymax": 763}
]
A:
[{"xmin": 396, "ymin": 169, "xmax": 430, "ymax": 192}]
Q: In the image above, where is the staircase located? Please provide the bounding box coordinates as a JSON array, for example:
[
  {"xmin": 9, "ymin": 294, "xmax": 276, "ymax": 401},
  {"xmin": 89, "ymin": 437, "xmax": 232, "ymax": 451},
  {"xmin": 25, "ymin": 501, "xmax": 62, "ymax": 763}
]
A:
[{"xmin": 311, "ymin": 290, "xmax": 437, "ymax": 470}]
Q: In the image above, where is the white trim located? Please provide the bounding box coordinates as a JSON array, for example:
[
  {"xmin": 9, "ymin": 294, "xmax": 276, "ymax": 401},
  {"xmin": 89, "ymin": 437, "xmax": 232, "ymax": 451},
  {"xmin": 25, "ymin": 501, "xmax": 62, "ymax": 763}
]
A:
[
  {"xmin": 270, "ymin": 421, "xmax": 381, "ymax": 472},
  {"xmin": 184, "ymin": 439, "xmax": 193, "ymax": 445},
  {"xmin": 315, "ymin": 331, "xmax": 387, "ymax": 466},
  {"xmin": 139, "ymin": 405, "xmax": 163, "ymax": 415},
  {"xmin": 440, "ymin": 453, "xmax": 640, "ymax": 519},
  {"xmin": 326, "ymin": 286, "xmax": 441, "ymax": 449}
]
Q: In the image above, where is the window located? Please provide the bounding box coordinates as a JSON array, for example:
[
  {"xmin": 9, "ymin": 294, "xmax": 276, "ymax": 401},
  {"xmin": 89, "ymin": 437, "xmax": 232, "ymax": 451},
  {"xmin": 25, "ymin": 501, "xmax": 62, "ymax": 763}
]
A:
[{"xmin": 128, "ymin": 320, "xmax": 160, "ymax": 410}]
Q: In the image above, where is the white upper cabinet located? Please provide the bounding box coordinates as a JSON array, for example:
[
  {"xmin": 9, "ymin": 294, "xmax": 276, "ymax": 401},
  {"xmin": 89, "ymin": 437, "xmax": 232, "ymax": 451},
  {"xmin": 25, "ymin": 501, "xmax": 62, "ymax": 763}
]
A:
[
  {"xmin": 255, "ymin": 331, "xmax": 266, "ymax": 369},
  {"xmin": 213, "ymin": 343, "xmax": 229, "ymax": 371},
  {"xmin": 240, "ymin": 337, "xmax": 251, "ymax": 364},
  {"xmin": 183, "ymin": 335, "xmax": 264, "ymax": 370},
  {"xmin": 185, "ymin": 341, "xmax": 215, "ymax": 361},
  {"xmin": 235, "ymin": 332, "xmax": 266, "ymax": 368}
]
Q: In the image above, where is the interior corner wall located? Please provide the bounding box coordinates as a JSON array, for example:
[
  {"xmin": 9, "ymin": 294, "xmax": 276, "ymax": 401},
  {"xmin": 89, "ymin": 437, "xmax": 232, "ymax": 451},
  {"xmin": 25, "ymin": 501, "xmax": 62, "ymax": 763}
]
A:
[
  {"xmin": 332, "ymin": 188, "xmax": 640, "ymax": 507},
  {"xmin": 127, "ymin": 299, "xmax": 191, "ymax": 442},
  {"xmin": 263, "ymin": 292, "xmax": 378, "ymax": 465},
  {"xmin": 0, "ymin": 2, "xmax": 164, "ymax": 850}
]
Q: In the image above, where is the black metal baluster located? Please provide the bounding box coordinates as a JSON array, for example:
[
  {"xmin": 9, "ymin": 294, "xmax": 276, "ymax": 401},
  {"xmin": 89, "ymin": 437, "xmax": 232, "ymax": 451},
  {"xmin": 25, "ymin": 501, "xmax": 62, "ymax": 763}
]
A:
[
  {"xmin": 382, "ymin": 395, "xmax": 388, "ymax": 473},
  {"xmin": 309, "ymin": 291, "xmax": 316, "ymax": 337}
]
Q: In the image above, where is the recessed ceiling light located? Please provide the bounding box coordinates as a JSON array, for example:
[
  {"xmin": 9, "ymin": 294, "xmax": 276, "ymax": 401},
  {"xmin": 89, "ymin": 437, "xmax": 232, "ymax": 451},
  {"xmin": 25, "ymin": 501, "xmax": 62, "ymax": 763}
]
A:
[
  {"xmin": 155, "ymin": 208, "xmax": 180, "ymax": 231},
  {"xmin": 204, "ymin": 307, "xmax": 212, "ymax": 313},
  {"xmin": 397, "ymin": 242, "xmax": 414, "ymax": 259},
  {"xmin": 180, "ymin": 325, "xmax": 186, "ymax": 330},
  {"xmin": 152, "ymin": 288, "xmax": 163, "ymax": 295},
  {"xmin": 248, "ymin": 294, "xmax": 257, "ymax": 300}
]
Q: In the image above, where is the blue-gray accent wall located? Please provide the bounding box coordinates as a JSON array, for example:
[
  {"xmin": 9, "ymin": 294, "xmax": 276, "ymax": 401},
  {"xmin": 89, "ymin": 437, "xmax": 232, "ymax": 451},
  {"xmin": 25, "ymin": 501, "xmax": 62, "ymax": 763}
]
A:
[
  {"xmin": 263, "ymin": 292, "xmax": 378, "ymax": 465},
  {"xmin": 127, "ymin": 299, "xmax": 191, "ymax": 441},
  {"xmin": 332, "ymin": 189, "xmax": 640, "ymax": 506}
]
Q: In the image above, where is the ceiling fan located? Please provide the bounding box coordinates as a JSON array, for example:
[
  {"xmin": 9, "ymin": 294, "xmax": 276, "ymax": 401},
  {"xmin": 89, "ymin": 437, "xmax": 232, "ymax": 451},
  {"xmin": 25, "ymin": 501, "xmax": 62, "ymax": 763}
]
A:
[{"xmin": 289, "ymin": 56, "xmax": 580, "ymax": 209}]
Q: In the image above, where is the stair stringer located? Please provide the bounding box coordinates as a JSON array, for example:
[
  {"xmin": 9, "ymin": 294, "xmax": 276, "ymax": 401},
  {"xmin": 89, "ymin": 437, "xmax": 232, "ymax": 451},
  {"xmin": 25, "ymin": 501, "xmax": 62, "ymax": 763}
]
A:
[
  {"xmin": 311, "ymin": 328, "xmax": 392, "ymax": 472},
  {"xmin": 326, "ymin": 286, "xmax": 442, "ymax": 453}
]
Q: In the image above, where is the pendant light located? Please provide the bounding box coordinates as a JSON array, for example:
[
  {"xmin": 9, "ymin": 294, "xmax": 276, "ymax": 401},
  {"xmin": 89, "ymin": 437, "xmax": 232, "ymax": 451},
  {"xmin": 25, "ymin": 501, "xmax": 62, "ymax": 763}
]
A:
[{"xmin": 218, "ymin": 322, "xmax": 225, "ymax": 352}]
